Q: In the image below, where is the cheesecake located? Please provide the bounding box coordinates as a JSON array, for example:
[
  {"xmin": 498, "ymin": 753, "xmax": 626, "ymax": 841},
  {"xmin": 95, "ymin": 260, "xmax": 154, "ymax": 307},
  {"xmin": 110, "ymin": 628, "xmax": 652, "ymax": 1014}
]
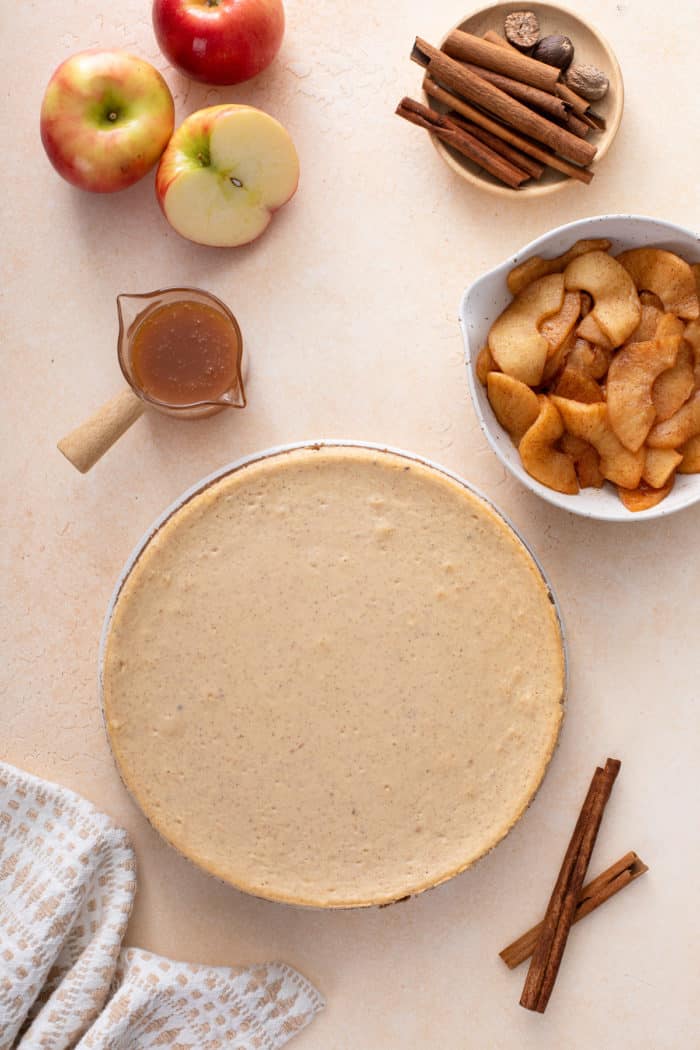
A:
[{"xmin": 102, "ymin": 445, "xmax": 565, "ymax": 907}]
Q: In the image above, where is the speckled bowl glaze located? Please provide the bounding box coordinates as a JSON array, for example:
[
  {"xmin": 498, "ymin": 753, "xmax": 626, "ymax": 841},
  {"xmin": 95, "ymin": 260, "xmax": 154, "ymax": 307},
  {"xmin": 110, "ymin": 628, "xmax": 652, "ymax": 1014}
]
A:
[{"xmin": 460, "ymin": 215, "xmax": 700, "ymax": 521}]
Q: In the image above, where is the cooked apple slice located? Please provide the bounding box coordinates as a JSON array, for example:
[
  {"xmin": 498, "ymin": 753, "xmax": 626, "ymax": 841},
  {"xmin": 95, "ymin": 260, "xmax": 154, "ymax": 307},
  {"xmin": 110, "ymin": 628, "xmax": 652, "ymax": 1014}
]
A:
[
  {"xmin": 678, "ymin": 434, "xmax": 700, "ymax": 474},
  {"xmin": 565, "ymin": 338, "xmax": 611, "ymax": 381},
  {"xmin": 647, "ymin": 390, "xmax": 700, "ymax": 448},
  {"xmin": 607, "ymin": 319, "xmax": 682, "ymax": 451},
  {"xmin": 551, "ymin": 397, "xmax": 645, "ymax": 488},
  {"xmin": 565, "ymin": 251, "xmax": 641, "ymax": 347},
  {"xmin": 642, "ymin": 447, "xmax": 683, "ymax": 488},
  {"xmin": 618, "ymin": 477, "xmax": 675, "ymax": 512},
  {"xmin": 576, "ymin": 312, "xmax": 614, "ymax": 351},
  {"xmin": 553, "ymin": 366, "xmax": 604, "ymax": 404},
  {"xmin": 540, "ymin": 292, "xmax": 581, "ymax": 357},
  {"xmin": 685, "ymin": 319, "xmax": 700, "ymax": 357},
  {"xmin": 652, "ymin": 341, "xmax": 695, "ymax": 421},
  {"xmin": 559, "ymin": 433, "xmax": 590, "ymax": 459},
  {"xmin": 575, "ymin": 447, "xmax": 605, "ymax": 488},
  {"xmin": 540, "ymin": 339, "xmax": 568, "ymax": 385},
  {"xmin": 617, "ymin": 247, "xmax": 700, "ymax": 320},
  {"xmin": 506, "ymin": 238, "xmax": 611, "ymax": 296},
  {"xmin": 609, "ymin": 339, "xmax": 664, "ymax": 453},
  {"xmin": 475, "ymin": 345, "xmax": 498, "ymax": 385},
  {"xmin": 560, "ymin": 433, "xmax": 604, "ymax": 488},
  {"xmin": 156, "ymin": 104, "xmax": 299, "ymax": 247},
  {"xmin": 684, "ymin": 320, "xmax": 700, "ymax": 385},
  {"xmin": 486, "ymin": 373, "xmax": 540, "ymax": 445},
  {"xmin": 639, "ymin": 290, "xmax": 664, "ymax": 309},
  {"xmin": 627, "ymin": 303, "xmax": 662, "ymax": 344},
  {"xmin": 519, "ymin": 396, "xmax": 578, "ymax": 495},
  {"xmin": 540, "ymin": 329, "xmax": 576, "ymax": 385},
  {"xmin": 488, "ymin": 274, "xmax": 564, "ymax": 386}
]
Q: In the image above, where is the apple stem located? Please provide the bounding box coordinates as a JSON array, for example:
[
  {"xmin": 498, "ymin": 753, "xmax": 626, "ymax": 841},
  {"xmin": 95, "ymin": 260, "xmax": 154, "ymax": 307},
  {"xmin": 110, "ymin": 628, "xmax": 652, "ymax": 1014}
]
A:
[
  {"xmin": 108, "ymin": 112, "xmax": 118, "ymax": 121},
  {"xmin": 230, "ymin": 177, "xmax": 243, "ymax": 188}
]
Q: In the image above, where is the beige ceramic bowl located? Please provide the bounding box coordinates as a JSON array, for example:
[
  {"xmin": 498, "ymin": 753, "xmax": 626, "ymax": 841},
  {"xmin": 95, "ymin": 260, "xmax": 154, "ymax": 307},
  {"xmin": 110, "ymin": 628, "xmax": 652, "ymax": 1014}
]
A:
[{"xmin": 425, "ymin": 2, "xmax": 624, "ymax": 196}]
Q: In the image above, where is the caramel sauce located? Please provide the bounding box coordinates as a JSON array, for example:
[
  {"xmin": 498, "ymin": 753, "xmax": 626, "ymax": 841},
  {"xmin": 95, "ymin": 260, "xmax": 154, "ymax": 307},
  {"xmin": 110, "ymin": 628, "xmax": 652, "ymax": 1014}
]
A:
[{"xmin": 131, "ymin": 300, "xmax": 240, "ymax": 406}]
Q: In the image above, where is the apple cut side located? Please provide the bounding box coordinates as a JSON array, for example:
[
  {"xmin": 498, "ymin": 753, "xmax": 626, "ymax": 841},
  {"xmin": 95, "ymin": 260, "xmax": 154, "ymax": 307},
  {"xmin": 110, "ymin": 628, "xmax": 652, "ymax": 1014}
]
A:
[{"xmin": 156, "ymin": 105, "xmax": 299, "ymax": 247}]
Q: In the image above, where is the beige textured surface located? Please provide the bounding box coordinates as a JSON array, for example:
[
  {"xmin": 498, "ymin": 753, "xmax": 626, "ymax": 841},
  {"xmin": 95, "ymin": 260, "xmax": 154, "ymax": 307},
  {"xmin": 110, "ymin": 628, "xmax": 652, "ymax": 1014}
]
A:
[{"xmin": 1, "ymin": 0, "xmax": 698, "ymax": 1045}]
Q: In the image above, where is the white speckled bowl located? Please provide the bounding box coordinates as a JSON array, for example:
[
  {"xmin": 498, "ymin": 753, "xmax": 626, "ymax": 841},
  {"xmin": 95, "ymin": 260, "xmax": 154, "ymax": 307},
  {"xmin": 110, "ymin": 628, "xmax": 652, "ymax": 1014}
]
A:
[{"xmin": 459, "ymin": 215, "xmax": 700, "ymax": 521}]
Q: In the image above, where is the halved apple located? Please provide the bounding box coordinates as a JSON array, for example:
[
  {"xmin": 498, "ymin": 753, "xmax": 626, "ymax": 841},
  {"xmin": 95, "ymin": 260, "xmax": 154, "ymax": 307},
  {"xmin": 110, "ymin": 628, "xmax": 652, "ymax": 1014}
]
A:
[{"xmin": 156, "ymin": 104, "xmax": 299, "ymax": 247}]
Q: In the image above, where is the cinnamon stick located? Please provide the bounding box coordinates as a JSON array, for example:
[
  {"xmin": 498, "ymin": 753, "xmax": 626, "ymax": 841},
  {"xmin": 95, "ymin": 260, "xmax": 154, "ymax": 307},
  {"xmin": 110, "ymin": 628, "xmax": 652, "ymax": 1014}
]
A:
[
  {"xmin": 482, "ymin": 28, "xmax": 597, "ymax": 119},
  {"xmin": 563, "ymin": 110, "xmax": 592, "ymax": 138},
  {"xmin": 412, "ymin": 39, "xmax": 596, "ymax": 167},
  {"xmin": 482, "ymin": 26, "xmax": 596, "ymax": 119},
  {"xmin": 459, "ymin": 62, "xmax": 569, "ymax": 121},
  {"xmin": 520, "ymin": 758, "xmax": 621, "ymax": 1013},
  {"xmin": 555, "ymin": 81, "xmax": 591, "ymax": 115},
  {"xmin": 423, "ymin": 79, "xmax": 594, "ymax": 184},
  {"xmin": 500, "ymin": 851, "xmax": 648, "ymax": 969},
  {"xmin": 483, "ymin": 30, "xmax": 512, "ymax": 49},
  {"xmin": 443, "ymin": 29, "xmax": 560, "ymax": 93},
  {"xmin": 586, "ymin": 109, "xmax": 607, "ymax": 130},
  {"xmin": 395, "ymin": 98, "xmax": 529, "ymax": 188},
  {"xmin": 446, "ymin": 113, "xmax": 545, "ymax": 179}
]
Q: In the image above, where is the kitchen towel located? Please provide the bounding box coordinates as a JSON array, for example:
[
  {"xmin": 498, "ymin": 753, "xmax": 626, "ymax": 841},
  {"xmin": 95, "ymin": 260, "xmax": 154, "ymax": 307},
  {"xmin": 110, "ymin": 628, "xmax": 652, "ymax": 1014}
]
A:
[{"xmin": 0, "ymin": 761, "xmax": 323, "ymax": 1049}]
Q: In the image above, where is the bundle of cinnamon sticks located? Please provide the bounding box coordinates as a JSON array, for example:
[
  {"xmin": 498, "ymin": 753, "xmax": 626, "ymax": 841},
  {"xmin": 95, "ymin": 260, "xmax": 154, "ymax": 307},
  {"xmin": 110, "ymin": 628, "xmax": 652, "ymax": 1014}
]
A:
[{"xmin": 396, "ymin": 28, "xmax": 606, "ymax": 188}]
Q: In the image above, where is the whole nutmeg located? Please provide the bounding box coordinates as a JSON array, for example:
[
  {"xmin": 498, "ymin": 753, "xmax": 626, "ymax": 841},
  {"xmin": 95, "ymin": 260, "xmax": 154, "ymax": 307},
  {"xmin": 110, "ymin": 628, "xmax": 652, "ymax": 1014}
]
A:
[
  {"xmin": 531, "ymin": 34, "xmax": 574, "ymax": 70},
  {"xmin": 504, "ymin": 11, "xmax": 540, "ymax": 52},
  {"xmin": 564, "ymin": 63, "xmax": 610, "ymax": 102}
]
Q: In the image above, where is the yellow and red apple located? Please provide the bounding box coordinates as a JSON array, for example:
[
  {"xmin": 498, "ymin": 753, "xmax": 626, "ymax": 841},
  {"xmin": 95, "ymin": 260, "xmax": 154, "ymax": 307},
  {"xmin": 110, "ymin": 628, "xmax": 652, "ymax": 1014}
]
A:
[
  {"xmin": 40, "ymin": 50, "xmax": 175, "ymax": 193},
  {"xmin": 155, "ymin": 104, "xmax": 299, "ymax": 247},
  {"xmin": 152, "ymin": 0, "xmax": 284, "ymax": 85}
]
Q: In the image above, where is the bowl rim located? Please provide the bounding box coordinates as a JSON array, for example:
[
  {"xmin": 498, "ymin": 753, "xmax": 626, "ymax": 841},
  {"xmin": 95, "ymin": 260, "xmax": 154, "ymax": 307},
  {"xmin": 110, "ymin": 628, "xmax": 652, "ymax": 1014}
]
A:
[
  {"xmin": 426, "ymin": 0, "xmax": 625, "ymax": 198},
  {"xmin": 460, "ymin": 213, "xmax": 700, "ymax": 521},
  {"xmin": 98, "ymin": 439, "xmax": 568, "ymax": 908}
]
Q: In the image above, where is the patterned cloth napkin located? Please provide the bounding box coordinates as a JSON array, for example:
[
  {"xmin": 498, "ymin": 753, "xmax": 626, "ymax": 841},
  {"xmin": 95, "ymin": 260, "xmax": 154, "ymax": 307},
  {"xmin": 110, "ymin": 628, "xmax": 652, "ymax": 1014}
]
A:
[{"xmin": 0, "ymin": 761, "xmax": 323, "ymax": 1049}]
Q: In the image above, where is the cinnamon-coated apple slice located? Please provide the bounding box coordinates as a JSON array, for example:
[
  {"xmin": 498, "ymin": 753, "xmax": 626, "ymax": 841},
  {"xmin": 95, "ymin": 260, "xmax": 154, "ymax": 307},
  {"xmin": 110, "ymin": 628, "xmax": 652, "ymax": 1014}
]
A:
[{"xmin": 156, "ymin": 104, "xmax": 299, "ymax": 247}]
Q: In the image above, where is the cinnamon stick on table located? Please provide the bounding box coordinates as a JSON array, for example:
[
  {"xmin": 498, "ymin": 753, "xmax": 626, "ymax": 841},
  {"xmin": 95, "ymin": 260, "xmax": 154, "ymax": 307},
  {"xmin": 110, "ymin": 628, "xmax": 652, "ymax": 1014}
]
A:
[
  {"xmin": 520, "ymin": 757, "xmax": 621, "ymax": 1013},
  {"xmin": 500, "ymin": 851, "xmax": 648, "ymax": 969},
  {"xmin": 412, "ymin": 39, "xmax": 596, "ymax": 168},
  {"xmin": 422, "ymin": 79, "xmax": 594, "ymax": 184},
  {"xmin": 395, "ymin": 98, "xmax": 529, "ymax": 188}
]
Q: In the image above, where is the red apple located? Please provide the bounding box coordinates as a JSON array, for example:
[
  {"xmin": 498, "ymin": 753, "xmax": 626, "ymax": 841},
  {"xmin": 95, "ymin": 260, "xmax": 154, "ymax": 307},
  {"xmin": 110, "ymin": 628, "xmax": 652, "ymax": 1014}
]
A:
[
  {"xmin": 40, "ymin": 50, "xmax": 175, "ymax": 193},
  {"xmin": 156, "ymin": 104, "xmax": 299, "ymax": 246},
  {"xmin": 152, "ymin": 0, "xmax": 285, "ymax": 85}
]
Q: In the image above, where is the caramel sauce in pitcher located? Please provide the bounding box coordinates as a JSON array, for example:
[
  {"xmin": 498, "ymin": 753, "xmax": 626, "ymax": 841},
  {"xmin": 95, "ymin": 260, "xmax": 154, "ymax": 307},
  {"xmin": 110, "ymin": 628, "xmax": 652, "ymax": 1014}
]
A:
[{"xmin": 131, "ymin": 299, "xmax": 241, "ymax": 406}]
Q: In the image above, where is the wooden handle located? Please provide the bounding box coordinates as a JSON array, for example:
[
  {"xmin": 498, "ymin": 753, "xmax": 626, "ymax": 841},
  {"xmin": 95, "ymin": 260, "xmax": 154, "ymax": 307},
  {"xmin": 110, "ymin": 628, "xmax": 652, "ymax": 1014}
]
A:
[{"xmin": 58, "ymin": 388, "xmax": 145, "ymax": 474}]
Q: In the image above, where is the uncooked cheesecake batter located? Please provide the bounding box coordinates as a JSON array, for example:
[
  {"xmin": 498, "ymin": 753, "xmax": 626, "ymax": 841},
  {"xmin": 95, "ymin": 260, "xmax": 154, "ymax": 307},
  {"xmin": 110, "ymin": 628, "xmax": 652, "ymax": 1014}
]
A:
[{"xmin": 102, "ymin": 445, "xmax": 565, "ymax": 907}]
